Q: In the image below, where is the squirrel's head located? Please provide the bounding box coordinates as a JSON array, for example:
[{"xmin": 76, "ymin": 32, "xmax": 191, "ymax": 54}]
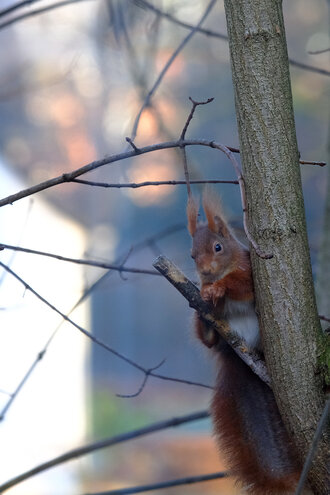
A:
[{"xmin": 187, "ymin": 191, "xmax": 239, "ymax": 284}]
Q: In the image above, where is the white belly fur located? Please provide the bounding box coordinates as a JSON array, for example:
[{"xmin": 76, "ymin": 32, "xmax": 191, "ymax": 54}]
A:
[{"xmin": 223, "ymin": 298, "xmax": 260, "ymax": 349}]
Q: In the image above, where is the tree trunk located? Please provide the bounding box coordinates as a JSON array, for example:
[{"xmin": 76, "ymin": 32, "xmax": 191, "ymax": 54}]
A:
[
  {"xmin": 223, "ymin": 1, "xmax": 328, "ymax": 493},
  {"xmin": 316, "ymin": 0, "xmax": 330, "ymax": 339}
]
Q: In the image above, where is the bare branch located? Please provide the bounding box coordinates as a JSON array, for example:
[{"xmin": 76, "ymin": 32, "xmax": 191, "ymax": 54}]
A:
[
  {"xmin": 288, "ymin": 58, "xmax": 330, "ymax": 76},
  {"xmin": 0, "ymin": 0, "xmax": 43, "ymax": 18},
  {"xmin": 0, "ymin": 137, "xmax": 323, "ymax": 209},
  {"xmin": 136, "ymin": 0, "xmax": 330, "ymax": 78},
  {"xmin": 209, "ymin": 141, "xmax": 273, "ymax": 259},
  {"xmin": 135, "ymin": 0, "xmax": 228, "ymax": 41},
  {"xmin": 0, "ymin": 262, "xmax": 212, "ymax": 398},
  {"xmin": 0, "ymin": 349, "xmax": 47, "ymax": 421},
  {"xmin": 153, "ymin": 255, "xmax": 271, "ymax": 387},
  {"xmin": 0, "ymin": 0, "xmax": 328, "ymax": 79},
  {"xmin": 0, "ymin": 242, "xmax": 160, "ymax": 277},
  {"xmin": 72, "ymin": 179, "xmax": 239, "ymax": 188},
  {"xmin": 125, "ymin": 137, "xmax": 141, "ymax": 153},
  {"xmin": 308, "ymin": 48, "xmax": 330, "ymax": 55},
  {"xmin": 319, "ymin": 315, "xmax": 330, "ymax": 323},
  {"xmin": 294, "ymin": 399, "xmax": 330, "ymax": 495},
  {"xmin": 0, "ymin": 410, "xmax": 210, "ymax": 493},
  {"xmin": 128, "ymin": 0, "xmax": 217, "ymax": 142},
  {"xmin": 83, "ymin": 471, "xmax": 228, "ymax": 495},
  {"xmin": 0, "ymin": 139, "xmax": 233, "ymax": 207},
  {"xmin": 299, "ymin": 159, "xmax": 326, "ymax": 167},
  {"xmin": 0, "ymin": 224, "xmax": 185, "ymax": 420},
  {"xmin": 180, "ymin": 97, "xmax": 215, "ymax": 141},
  {"xmin": 180, "ymin": 96, "xmax": 215, "ymax": 197},
  {"xmin": 0, "ymin": 388, "xmax": 12, "ymax": 397},
  {"xmin": 0, "ymin": 262, "xmax": 147, "ymax": 370},
  {"xmin": 116, "ymin": 358, "xmax": 166, "ymax": 398},
  {"xmin": 0, "ymin": 0, "xmax": 94, "ymax": 31}
]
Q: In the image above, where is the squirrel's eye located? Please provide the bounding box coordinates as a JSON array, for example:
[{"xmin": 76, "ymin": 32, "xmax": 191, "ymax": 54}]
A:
[{"xmin": 214, "ymin": 243, "xmax": 222, "ymax": 253}]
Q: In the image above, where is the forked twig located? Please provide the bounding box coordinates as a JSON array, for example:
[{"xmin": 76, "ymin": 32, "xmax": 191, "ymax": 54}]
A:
[
  {"xmin": 180, "ymin": 97, "xmax": 215, "ymax": 141},
  {"xmin": 116, "ymin": 359, "xmax": 166, "ymax": 398},
  {"xmin": 180, "ymin": 96, "xmax": 215, "ymax": 197}
]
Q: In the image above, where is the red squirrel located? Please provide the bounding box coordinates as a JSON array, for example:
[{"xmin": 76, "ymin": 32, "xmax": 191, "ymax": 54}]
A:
[{"xmin": 187, "ymin": 191, "xmax": 301, "ymax": 495}]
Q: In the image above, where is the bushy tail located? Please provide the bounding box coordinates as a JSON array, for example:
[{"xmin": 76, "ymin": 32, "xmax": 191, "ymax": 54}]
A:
[{"xmin": 211, "ymin": 345, "xmax": 301, "ymax": 494}]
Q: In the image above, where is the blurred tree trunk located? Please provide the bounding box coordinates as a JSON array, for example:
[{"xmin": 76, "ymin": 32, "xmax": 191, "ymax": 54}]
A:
[
  {"xmin": 223, "ymin": 1, "xmax": 328, "ymax": 493},
  {"xmin": 317, "ymin": 120, "xmax": 330, "ymax": 333},
  {"xmin": 316, "ymin": 0, "xmax": 330, "ymax": 334}
]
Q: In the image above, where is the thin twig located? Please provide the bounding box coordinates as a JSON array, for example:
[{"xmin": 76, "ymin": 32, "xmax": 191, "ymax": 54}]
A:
[
  {"xmin": 308, "ymin": 47, "xmax": 330, "ymax": 55},
  {"xmin": 0, "ymin": 0, "xmax": 94, "ymax": 31},
  {"xmin": 153, "ymin": 255, "xmax": 271, "ymax": 387},
  {"xmin": 209, "ymin": 141, "xmax": 273, "ymax": 259},
  {"xmin": 0, "ymin": 0, "xmax": 328, "ymax": 78},
  {"xmin": 0, "ymin": 138, "xmax": 323, "ymax": 209},
  {"xmin": 135, "ymin": 0, "xmax": 228, "ymax": 41},
  {"xmin": 0, "ymin": 388, "xmax": 12, "ymax": 397},
  {"xmin": 294, "ymin": 399, "xmax": 330, "ymax": 495},
  {"xmin": 0, "ymin": 198, "xmax": 33, "ymax": 286},
  {"xmin": 0, "ymin": 0, "xmax": 43, "ymax": 17},
  {"xmin": 84, "ymin": 471, "xmax": 228, "ymax": 495},
  {"xmin": 288, "ymin": 58, "xmax": 330, "ymax": 76},
  {"xmin": 180, "ymin": 96, "xmax": 215, "ymax": 197},
  {"xmin": 0, "ymin": 262, "xmax": 213, "ymax": 392},
  {"xmin": 128, "ymin": 0, "xmax": 217, "ymax": 143},
  {"xmin": 319, "ymin": 315, "xmax": 330, "ymax": 323},
  {"xmin": 299, "ymin": 159, "xmax": 326, "ymax": 166},
  {"xmin": 116, "ymin": 359, "xmax": 166, "ymax": 398},
  {"xmin": 0, "ymin": 243, "xmax": 160, "ymax": 276},
  {"xmin": 0, "ymin": 224, "xmax": 186, "ymax": 420},
  {"xmin": 136, "ymin": 0, "xmax": 330, "ymax": 78},
  {"xmin": 0, "ymin": 349, "xmax": 49, "ymax": 421},
  {"xmin": 0, "ymin": 139, "xmax": 243, "ymax": 207},
  {"xmin": 0, "ymin": 410, "xmax": 210, "ymax": 493},
  {"xmin": 180, "ymin": 97, "xmax": 215, "ymax": 141},
  {"xmin": 71, "ymin": 179, "xmax": 239, "ymax": 188},
  {"xmin": 0, "ymin": 263, "xmax": 145, "ymax": 370},
  {"xmin": 125, "ymin": 137, "xmax": 141, "ymax": 153}
]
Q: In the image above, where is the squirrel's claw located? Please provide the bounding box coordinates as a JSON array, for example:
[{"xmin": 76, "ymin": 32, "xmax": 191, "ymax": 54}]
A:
[{"xmin": 201, "ymin": 283, "xmax": 225, "ymax": 306}]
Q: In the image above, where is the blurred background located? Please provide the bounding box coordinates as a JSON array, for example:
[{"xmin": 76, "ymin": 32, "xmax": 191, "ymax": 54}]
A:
[{"xmin": 0, "ymin": 0, "xmax": 329, "ymax": 494}]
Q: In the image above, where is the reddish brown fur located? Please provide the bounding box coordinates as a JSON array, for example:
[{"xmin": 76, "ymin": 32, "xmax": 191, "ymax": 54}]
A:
[
  {"xmin": 211, "ymin": 351, "xmax": 300, "ymax": 495},
  {"xmin": 187, "ymin": 190, "xmax": 301, "ymax": 494},
  {"xmin": 203, "ymin": 189, "xmax": 230, "ymax": 237},
  {"xmin": 194, "ymin": 313, "xmax": 219, "ymax": 348},
  {"xmin": 206, "ymin": 250, "xmax": 255, "ymax": 304},
  {"xmin": 187, "ymin": 196, "xmax": 199, "ymax": 236}
]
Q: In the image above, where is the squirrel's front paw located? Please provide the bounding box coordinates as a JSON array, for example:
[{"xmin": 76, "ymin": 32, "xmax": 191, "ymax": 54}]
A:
[{"xmin": 201, "ymin": 283, "xmax": 225, "ymax": 306}]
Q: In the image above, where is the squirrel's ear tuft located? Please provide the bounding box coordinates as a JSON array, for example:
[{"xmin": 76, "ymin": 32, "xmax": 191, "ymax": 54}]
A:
[
  {"xmin": 187, "ymin": 196, "xmax": 199, "ymax": 236},
  {"xmin": 203, "ymin": 188, "xmax": 230, "ymax": 238}
]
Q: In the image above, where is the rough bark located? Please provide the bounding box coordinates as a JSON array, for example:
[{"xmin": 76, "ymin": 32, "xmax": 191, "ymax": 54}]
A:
[{"xmin": 223, "ymin": 1, "xmax": 328, "ymax": 493}]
